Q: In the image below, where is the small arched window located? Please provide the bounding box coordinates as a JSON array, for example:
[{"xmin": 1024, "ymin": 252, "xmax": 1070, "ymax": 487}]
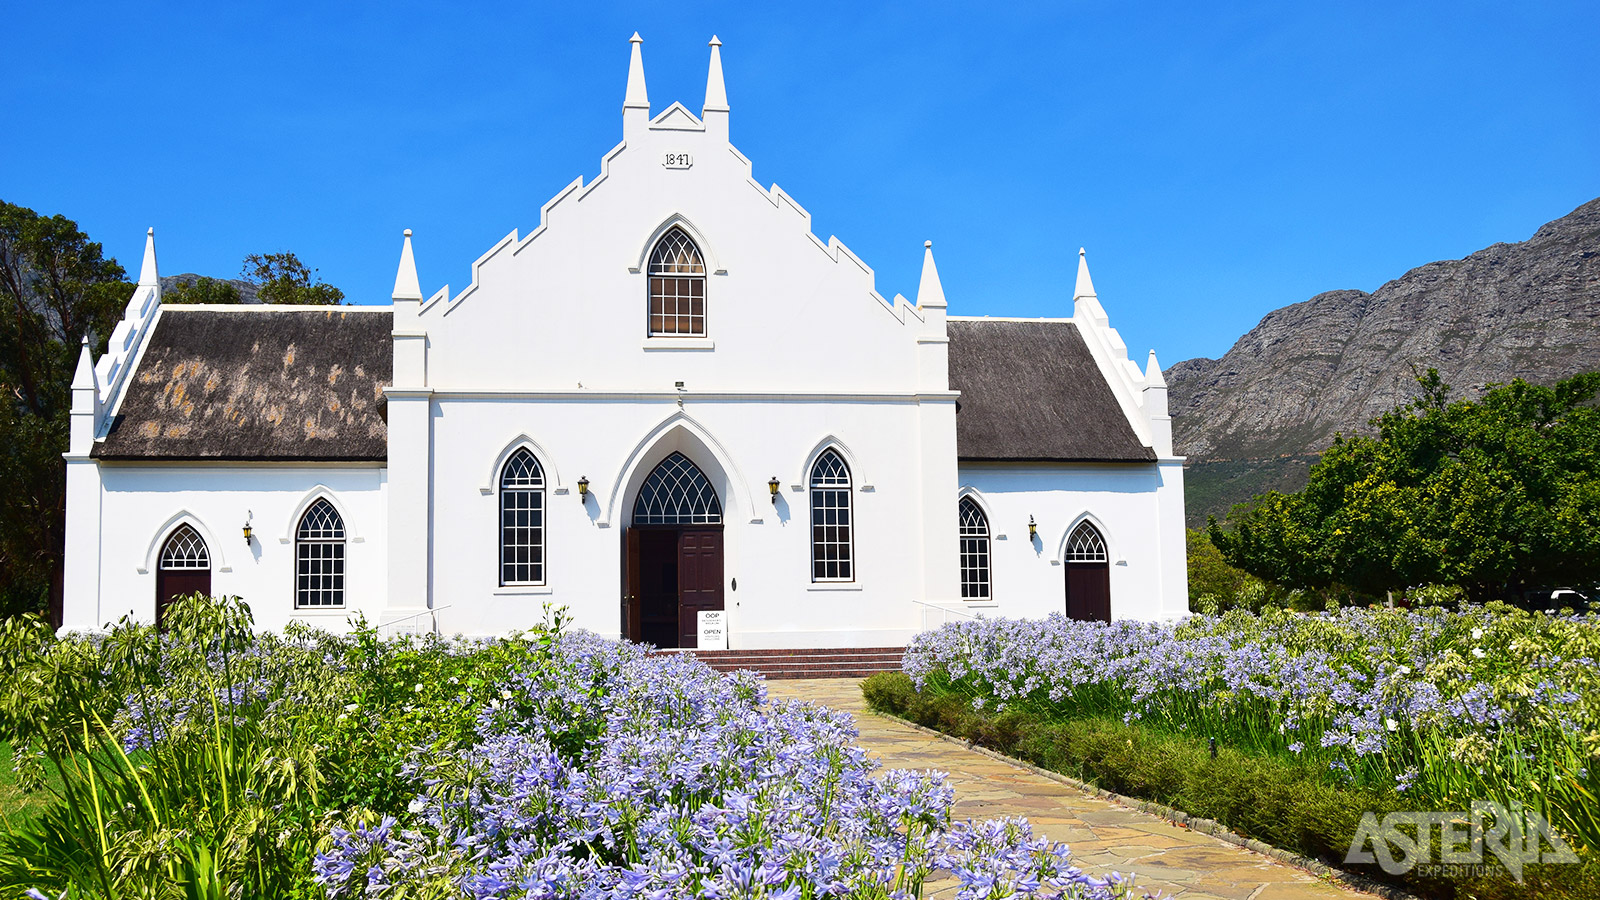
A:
[
  {"xmin": 500, "ymin": 448, "xmax": 546, "ymax": 585},
  {"xmin": 809, "ymin": 450, "xmax": 854, "ymax": 582},
  {"xmin": 1065, "ymin": 521, "xmax": 1108, "ymax": 562},
  {"xmin": 647, "ymin": 227, "xmax": 706, "ymax": 336},
  {"xmin": 160, "ymin": 525, "xmax": 210, "ymax": 570},
  {"xmin": 296, "ymin": 499, "xmax": 346, "ymax": 608},
  {"xmin": 958, "ymin": 498, "xmax": 990, "ymax": 599}
]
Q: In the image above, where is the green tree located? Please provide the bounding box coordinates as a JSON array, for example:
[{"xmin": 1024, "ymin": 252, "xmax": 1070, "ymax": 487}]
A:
[
  {"xmin": 1211, "ymin": 370, "xmax": 1600, "ymax": 605},
  {"xmin": 241, "ymin": 252, "xmax": 344, "ymax": 305},
  {"xmin": 0, "ymin": 202, "xmax": 134, "ymax": 621},
  {"xmin": 162, "ymin": 275, "xmax": 241, "ymax": 304}
]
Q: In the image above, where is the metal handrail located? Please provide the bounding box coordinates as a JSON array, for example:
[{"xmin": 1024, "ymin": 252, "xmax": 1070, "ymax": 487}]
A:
[
  {"xmin": 910, "ymin": 598, "xmax": 980, "ymax": 631},
  {"xmin": 377, "ymin": 604, "xmax": 453, "ymax": 639}
]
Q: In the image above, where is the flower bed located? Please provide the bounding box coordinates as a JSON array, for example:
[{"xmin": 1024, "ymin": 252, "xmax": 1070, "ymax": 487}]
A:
[
  {"xmin": 0, "ymin": 597, "xmax": 1143, "ymax": 899},
  {"xmin": 882, "ymin": 605, "xmax": 1600, "ymax": 897}
]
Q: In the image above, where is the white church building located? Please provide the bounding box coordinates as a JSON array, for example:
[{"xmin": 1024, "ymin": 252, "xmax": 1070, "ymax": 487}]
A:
[{"xmin": 62, "ymin": 35, "xmax": 1188, "ymax": 647}]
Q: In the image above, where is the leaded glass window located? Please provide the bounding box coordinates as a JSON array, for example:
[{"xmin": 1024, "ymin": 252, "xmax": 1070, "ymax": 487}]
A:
[
  {"xmin": 500, "ymin": 448, "xmax": 545, "ymax": 585},
  {"xmin": 296, "ymin": 499, "xmax": 345, "ymax": 608},
  {"xmin": 648, "ymin": 227, "xmax": 706, "ymax": 336},
  {"xmin": 958, "ymin": 498, "xmax": 990, "ymax": 599},
  {"xmin": 633, "ymin": 452, "xmax": 722, "ymax": 525},
  {"xmin": 1065, "ymin": 521, "xmax": 1108, "ymax": 563},
  {"xmin": 810, "ymin": 450, "xmax": 853, "ymax": 581},
  {"xmin": 160, "ymin": 524, "xmax": 210, "ymax": 570}
]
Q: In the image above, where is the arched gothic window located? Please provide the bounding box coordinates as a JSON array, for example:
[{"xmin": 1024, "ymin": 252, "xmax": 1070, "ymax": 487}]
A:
[
  {"xmin": 633, "ymin": 452, "xmax": 722, "ymax": 525},
  {"xmin": 647, "ymin": 227, "xmax": 706, "ymax": 336},
  {"xmin": 958, "ymin": 498, "xmax": 990, "ymax": 599},
  {"xmin": 296, "ymin": 499, "xmax": 346, "ymax": 608},
  {"xmin": 500, "ymin": 448, "xmax": 546, "ymax": 585},
  {"xmin": 810, "ymin": 450, "xmax": 854, "ymax": 581},
  {"xmin": 1065, "ymin": 521, "xmax": 1108, "ymax": 562},
  {"xmin": 160, "ymin": 525, "xmax": 210, "ymax": 570}
]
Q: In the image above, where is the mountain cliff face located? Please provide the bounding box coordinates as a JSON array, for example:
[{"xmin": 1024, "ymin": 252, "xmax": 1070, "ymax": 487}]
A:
[{"xmin": 1169, "ymin": 197, "xmax": 1600, "ymax": 524}]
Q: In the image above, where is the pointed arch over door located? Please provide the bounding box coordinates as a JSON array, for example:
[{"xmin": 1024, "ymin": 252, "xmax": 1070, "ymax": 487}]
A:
[
  {"xmin": 632, "ymin": 452, "xmax": 723, "ymax": 524},
  {"xmin": 1064, "ymin": 520, "xmax": 1110, "ymax": 622},
  {"xmin": 157, "ymin": 524, "xmax": 211, "ymax": 627}
]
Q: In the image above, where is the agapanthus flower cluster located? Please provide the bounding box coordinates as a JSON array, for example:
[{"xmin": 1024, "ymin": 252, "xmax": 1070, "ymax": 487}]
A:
[{"xmin": 314, "ymin": 632, "xmax": 1148, "ymax": 900}]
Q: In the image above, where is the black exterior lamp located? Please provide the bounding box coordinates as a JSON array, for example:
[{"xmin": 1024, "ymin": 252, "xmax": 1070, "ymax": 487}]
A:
[
  {"xmin": 577, "ymin": 476, "xmax": 590, "ymax": 499},
  {"xmin": 242, "ymin": 510, "xmax": 253, "ymax": 546},
  {"xmin": 768, "ymin": 477, "xmax": 781, "ymax": 504},
  {"xmin": 1028, "ymin": 515, "xmax": 1037, "ymax": 540}
]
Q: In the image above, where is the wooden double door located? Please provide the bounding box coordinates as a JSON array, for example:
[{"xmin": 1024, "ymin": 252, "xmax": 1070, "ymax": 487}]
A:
[
  {"xmin": 1065, "ymin": 562, "xmax": 1111, "ymax": 622},
  {"xmin": 622, "ymin": 526, "xmax": 724, "ymax": 648}
]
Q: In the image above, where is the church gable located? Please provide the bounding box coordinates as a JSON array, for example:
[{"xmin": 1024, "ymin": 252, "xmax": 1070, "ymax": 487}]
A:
[{"xmin": 95, "ymin": 308, "xmax": 392, "ymax": 461}]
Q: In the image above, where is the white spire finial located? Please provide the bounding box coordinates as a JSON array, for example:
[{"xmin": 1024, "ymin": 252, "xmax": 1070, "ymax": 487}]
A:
[
  {"xmin": 1073, "ymin": 247, "xmax": 1097, "ymax": 301},
  {"xmin": 1145, "ymin": 349, "xmax": 1166, "ymax": 387},
  {"xmin": 916, "ymin": 240, "xmax": 947, "ymax": 309},
  {"xmin": 138, "ymin": 227, "xmax": 159, "ymax": 288},
  {"xmin": 392, "ymin": 229, "xmax": 422, "ymax": 301},
  {"xmin": 703, "ymin": 35, "xmax": 728, "ymax": 113},
  {"xmin": 624, "ymin": 32, "xmax": 649, "ymax": 111},
  {"xmin": 72, "ymin": 336, "xmax": 98, "ymax": 392}
]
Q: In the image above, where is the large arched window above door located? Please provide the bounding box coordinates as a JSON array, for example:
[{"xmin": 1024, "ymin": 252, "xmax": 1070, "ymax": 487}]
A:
[
  {"xmin": 296, "ymin": 499, "xmax": 346, "ymax": 608},
  {"xmin": 633, "ymin": 452, "xmax": 722, "ymax": 525},
  {"xmin": 810, "ymin": 450, "xmax": 854, "ymax": 582},
  {"xmin": 160, "ymin": 524, "xmax": 210, "ymax": 570},
  {"xmin": 958, "ymin": 497, "xmax": 990, "ymax": 599},
  {"xmin": 1065, "ymin": 521, "xmax": 1108, "ymax": 562},
  {"xmin": 647, "ymin": 227, "xmax": 706, "ymax": 336},
  {"xmin": 500, "ymin": 448, "xmax": 546, "ymax": 586}
]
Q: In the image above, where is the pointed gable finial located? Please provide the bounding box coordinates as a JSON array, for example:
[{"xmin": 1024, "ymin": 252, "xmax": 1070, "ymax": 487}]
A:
[
  {"xmin": 703, "ymin": 35, "xmax": 728, "ymax": 113},
  {"xmin": 138, "ymin": 227, "xmax": 159, "ymax": 289},
  {"xmin": 624, "ymin": 32, "xmax": 649, "ymax": 112},
  {"xmin": 1073, "ymin": 247, "xmax": 1097, "ymax": 301},
  {"xmin": 72, "ymin": 336, "xmax": 98, "ymax": 392},
  {"xmin": 916, "ymin": 240, "xmax": 947, "ymax": 309},
  {"xmin": 392, "ymin": 229, "xmax": 422, "ymax": 301},
  {"xmin": 1145, "ymin": 349, "xmax": 1166, "ymax": 387}
]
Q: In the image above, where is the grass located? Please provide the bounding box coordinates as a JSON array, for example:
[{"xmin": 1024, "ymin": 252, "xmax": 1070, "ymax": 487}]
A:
[{"xmin": 0, "ymin": 740, "xmax": 56, "ymax": 829}]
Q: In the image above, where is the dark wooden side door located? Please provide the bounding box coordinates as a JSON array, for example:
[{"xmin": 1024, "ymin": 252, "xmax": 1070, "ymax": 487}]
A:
[
  {"xmin": 1065, "ymin": 563, "xmax": 1111, "ymax": 622},
  {"xmin": 156, "ymin": 569, "xmax": 210, "ymax": 629},
  {"xmin": 621, "ymin": 528, "xmax": 642, "ymax": 641},
  {"xmin": 677, "ymin": 529, "xmax": 724, "ymax": 648}
]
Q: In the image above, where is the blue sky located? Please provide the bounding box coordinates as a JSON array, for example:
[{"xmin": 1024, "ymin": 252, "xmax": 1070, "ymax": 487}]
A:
[{"xmin": 5, "ymin": 2, "xmax": 1595, "ymax": 365}]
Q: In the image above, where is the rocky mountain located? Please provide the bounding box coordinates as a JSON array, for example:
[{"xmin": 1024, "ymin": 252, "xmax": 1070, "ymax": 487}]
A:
[{"xmin": 1169, "ymin": 197, "xmax": 1600, "ymax": 525}]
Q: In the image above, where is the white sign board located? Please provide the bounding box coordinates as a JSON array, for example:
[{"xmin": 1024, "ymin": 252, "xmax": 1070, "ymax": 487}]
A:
[{"xmin": 697, "ymin": 609, "xmax": 727, "ymax": 650}]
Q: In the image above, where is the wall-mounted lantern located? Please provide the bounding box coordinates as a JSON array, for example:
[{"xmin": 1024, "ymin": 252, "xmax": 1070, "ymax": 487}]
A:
[
  {"xmin": 242, "ymin": 510, "xmax": 254, "ymax": 546},
  {"xmin": 577, "ymin": 476, "xmax": 590, "ymax": 500},
  {"xmin": 768, "ymin": 477, "xmax": 780, "ymax": 504},
  {"xmin": 1028, "ymin": 515, "xmax": 1037, "ymax": 540}
]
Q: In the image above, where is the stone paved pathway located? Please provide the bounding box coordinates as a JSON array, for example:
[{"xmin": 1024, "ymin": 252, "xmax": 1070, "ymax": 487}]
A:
[{"xmin": 766, "ymin": 678, "xmax": 1372, "ymax": 900}]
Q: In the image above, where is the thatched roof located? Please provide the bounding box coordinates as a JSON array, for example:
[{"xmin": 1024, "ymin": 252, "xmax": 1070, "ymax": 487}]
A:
[
  {"xmin": 948, "ymin": 320, "xmax": 1155, "ymax": 462},
  {"xmin": 94, "ymin": 308, "xmax": 392, "ymax": 461}
]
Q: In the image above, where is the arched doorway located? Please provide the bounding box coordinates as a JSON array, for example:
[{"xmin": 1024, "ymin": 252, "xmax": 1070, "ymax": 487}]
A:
[
  {"xmin": 157, "ymin": 524, "xmax": 211, "ymax": 627},
  {"xmin": 1064, "ymin": 521, "xmax": 1110, "ymax": 622},
  {"xmin": 622, "ymin": 452, "xmax": 724, "ymax": 648}
]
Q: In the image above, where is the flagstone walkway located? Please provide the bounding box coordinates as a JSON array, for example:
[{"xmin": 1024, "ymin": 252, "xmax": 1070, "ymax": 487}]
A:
[{"xmin": 766, "ymin": 678, "xmax": 1374, "ymax": 900}]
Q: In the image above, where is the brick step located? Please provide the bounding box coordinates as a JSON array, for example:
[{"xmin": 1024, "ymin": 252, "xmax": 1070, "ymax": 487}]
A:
[{"xmin": 656, "ymin": 646, "xmax": 905, "ymax": 679}]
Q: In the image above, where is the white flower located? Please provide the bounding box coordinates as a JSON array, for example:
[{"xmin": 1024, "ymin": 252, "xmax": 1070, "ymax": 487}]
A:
[
  {"xmin": 345, "ymin": 702, "xmax": 360, "ymax": 712},
  {"xmin": 413, "ymin": 683, "xmax": 424, "ymax": 692},
  {"xmin": 1472, "ymin": 647, "xmax": 1486, "ymax": 658},
  {"xmin": 1471, "ymin": 627, "xmax": 1484, "ymax": 640},
  {"xmin": 1386, "ymin": 718, "xmax": 1399, "ymax": 732},
  {"xmin": 500, "ymin": 689, "xmax": 514, "ymax": 700},
  {"xmin": 1396, "ymin": 665, "xmax": 1412, "ymax": 676}
]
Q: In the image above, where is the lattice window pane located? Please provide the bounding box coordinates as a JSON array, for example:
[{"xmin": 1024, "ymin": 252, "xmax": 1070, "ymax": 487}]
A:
[
  {"xmin": 159, "ymin": 524, "xmax": 210, "ymax": 570},
  {"xmin": 633, "ymin": 452, "xmax": 723, "ymax": 525},
  {"xmin": 1066, "ymin": 521, "xmax": 1108, "ymax": 562},
  {"xmin": 809, "ymin": 450, "xmax": 854, "ymax": 581},
  {"xmin": 648, "ymin": 228, "xmax": 706, "ymax": 336},
  {"xmin": 501, "ymin": 449, "xmax": 546, "ymax": 585},
  {"xmin": 296, "ymin": 499, "xmax": 345, "ymax": 607},
  {"xmin": 958, "ymin": 498, "xmax": 990, "ymax": 599}
]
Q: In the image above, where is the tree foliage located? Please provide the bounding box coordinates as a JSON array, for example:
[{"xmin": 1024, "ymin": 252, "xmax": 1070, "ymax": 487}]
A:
[
  {"xmin": 241, "ymin": 252, "xmax": 344, "ymax": 305},
  {"xmin": 1211, "ymin": 370, "xmax": 1600, "ymax": 604},
  {"xmin": 162, "ymin": 275, "xmax": 241, "ymax": 305},
  {"xmin": 0, "ymin": 202, "xmax": 133, "ymax": 620}
]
